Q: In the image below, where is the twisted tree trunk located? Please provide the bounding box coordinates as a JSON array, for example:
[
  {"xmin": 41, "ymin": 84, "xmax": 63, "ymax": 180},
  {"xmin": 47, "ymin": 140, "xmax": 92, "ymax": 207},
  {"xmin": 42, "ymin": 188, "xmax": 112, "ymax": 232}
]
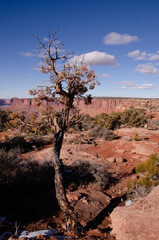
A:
[{"xmin": 53, "ymin": 129, "xmax": 79, "ymax": 235}]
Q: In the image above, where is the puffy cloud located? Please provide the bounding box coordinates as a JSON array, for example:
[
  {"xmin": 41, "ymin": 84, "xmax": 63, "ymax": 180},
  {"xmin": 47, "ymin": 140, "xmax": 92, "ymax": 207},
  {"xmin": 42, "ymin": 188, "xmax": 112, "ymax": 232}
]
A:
[
  {"xmin": 149, "ymin": 54, "xmax": 159, "ymax": 61},
  {"xmin": 135, "ymin": 63, "xmax": 159, "ymax": 74},
  {"xmin": 103, "ymin": 32, "xmax": 139, "ymax": 45},
  {"xmin": 128, "ymin": 50, "xmax": 159, "ymax": 61},
  {"xmin": 120, "ymin": 81, "xmax": 154, "ymax": 89},
  {"xmin": 69, "ymin": 51, "xmax": 117, "ymax": 66},
  {"xmin": 127, "ymin": 50, "xmax": 146, "ymax": 60}
]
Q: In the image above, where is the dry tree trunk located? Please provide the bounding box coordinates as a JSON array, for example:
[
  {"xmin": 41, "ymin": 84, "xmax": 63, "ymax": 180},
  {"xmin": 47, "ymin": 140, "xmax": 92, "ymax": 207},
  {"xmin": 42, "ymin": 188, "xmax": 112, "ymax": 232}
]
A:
[{"xmin": 53, "ymin": 129, "xmax": 79, "ymax": 235}]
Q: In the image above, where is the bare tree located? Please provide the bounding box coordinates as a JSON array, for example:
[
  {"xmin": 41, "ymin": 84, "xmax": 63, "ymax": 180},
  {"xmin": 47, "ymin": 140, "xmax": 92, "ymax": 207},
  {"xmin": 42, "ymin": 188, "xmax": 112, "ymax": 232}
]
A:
[{"xmin": 30, "ymin": 29, "xmax": 99, "ymax": 235}]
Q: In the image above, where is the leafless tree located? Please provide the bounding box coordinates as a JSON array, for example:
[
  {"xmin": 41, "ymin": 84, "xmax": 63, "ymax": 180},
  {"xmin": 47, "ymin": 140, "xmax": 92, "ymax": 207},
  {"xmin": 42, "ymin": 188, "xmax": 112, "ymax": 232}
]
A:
[{"xmin": 30, "ymin": 29, "xmax": 99, "ymax": 235}]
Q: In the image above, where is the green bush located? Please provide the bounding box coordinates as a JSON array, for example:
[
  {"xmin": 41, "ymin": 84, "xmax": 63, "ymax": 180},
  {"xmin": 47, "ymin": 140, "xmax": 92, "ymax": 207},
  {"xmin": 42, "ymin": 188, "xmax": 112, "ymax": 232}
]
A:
[
  {"xmin": 121, "ymin": 108, "xmax": 148, "ymax": 127},
  {"xmin": 93, "ymin": 108, "xmax": 149, "ymax": 130},
  {"xmin": 0, "ymin": 110, "xmax": 11, "ymax": 131},
  {"xmin": 94, "ymin": 112, "xmax": 121, "ymax": 130}
]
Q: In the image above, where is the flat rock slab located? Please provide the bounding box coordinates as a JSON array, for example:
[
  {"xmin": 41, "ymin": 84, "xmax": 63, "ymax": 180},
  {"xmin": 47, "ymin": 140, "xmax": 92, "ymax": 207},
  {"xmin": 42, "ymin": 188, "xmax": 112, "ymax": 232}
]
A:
[
  {"xmin": 131, "ymin": 145, "xmax": 154, "ymax": 156},
  {"xmin": 74, "ymin": 187, "xmax": 110, "ymax": 226},
  {"xmin": 110, "ymin": 185, "xmax": 159, "ymax": 240}
]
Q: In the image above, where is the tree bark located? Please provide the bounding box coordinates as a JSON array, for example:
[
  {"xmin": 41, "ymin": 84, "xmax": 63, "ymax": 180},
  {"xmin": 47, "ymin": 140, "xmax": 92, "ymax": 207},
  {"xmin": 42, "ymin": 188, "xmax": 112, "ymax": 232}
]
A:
[{"xmin": 53, "ymin": 129, "xmax": 79, "ymax": 235}]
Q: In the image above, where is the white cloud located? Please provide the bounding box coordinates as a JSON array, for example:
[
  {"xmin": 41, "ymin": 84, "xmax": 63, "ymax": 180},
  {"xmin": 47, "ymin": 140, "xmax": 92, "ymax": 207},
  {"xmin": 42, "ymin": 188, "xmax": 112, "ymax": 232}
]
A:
[
  {"xmin": 127, "ymin": 50, "xmax": 146, "ymax": 60},
  {"xmin": 103, "ymin": 32, "xmax": 139, "ymax": 45},
  {"xmin": 69, "ymin": 51, "xmax": 117, "ymax": 66},
  {"xmin": 19, "ymin": 51, "xmax": 36, "ymax": 57},
  {"xmin": 135, "ymin": 63, "xmax": 159, "ymax": 74},
  {"xmin": 149, "ymin": 54, "xmax": 159, "ymax": 61},
  {"xmin": 137, "ymin": 83, "xmax": 154, "ymax": 89},
  {"xmin": 120, "ymin": 81, "xmax": 154, "ymax": 89},
  {"xmin": 120, "ymin": 81, "xmax": 136, "ymax": 87},
  {"xmin": 128, "ymin": 50, "xmax": 159, "ymax": 62},
  {"xmin": 97, "ymin": 73, "xmax": 110, "ymax": 78}
]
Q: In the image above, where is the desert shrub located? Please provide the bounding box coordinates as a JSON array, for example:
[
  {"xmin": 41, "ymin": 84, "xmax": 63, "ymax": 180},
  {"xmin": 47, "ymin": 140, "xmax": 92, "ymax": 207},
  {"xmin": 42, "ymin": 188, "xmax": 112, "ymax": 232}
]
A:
[
  {"xmin": 134, "ymin": 133, "xmax": 140, "ymax": 141},
  {"xmin": 127, "ymin": 154, "xmax": 159, "ymax": 201},
  {"xmin": 88, "ymin": 126, "xmax": 102, "ymax": 138},
  {"xmin": 135, "ymin": 153, "xmax": 159, "ymax": 178},
  {"xmin": 127, "ymin": 185, "xmax": 151, "ymax": 201},
  {"xmin": 0, "ymin": 110, "xmax": 11, "ymax": 131},
  {"xmin": 0, "ymin": 135, "xmax": 53, "ymax": 153},
  {"xmin": 94, "ymin": 112, "xmax": 121, "ymax": 130},
  {"xmin": 0, "ymin": 148, "xmax": 56, "ymax": 222},
  {"xmin": 102, "ymin": 128, "xmax": 117, "ymax": 141},
  {"xmin": 66, "ymin": 160, "xmax": 111, "ymax": 190},
  {"xmin": 81, "ymin": 114, "xmax": 95, "ymax": 130},
  {"xmin": 132, "ymin": 153, "xmax": 159, "ymax": 195},
  {"xmin": 0, "ymin": 148, "xmax": 22, "ymax": 181},
  {"xmin": 93, "ymin": 108, "xmax": 150, "ymax": 130},
  {"xmin": 88, "ymin": 126, "xmax": 117, "ymax": 141},
  {"xmin": 121, "ymin": 108, "xmax": 147, "ymax": 127}
]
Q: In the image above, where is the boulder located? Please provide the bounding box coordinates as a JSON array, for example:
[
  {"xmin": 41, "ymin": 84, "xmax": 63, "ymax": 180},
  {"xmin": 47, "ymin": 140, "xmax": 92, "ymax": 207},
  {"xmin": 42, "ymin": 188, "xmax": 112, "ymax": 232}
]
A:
[
  {"xmin": 74, "ymin": 187, "xmax": 110, "ymax": 226},
  {"xmin": 124, "ymin": 136, "xmax": 132, "ymax": 141},
  {"xmin": 110, "ymin": 185, "xmax": 159, "ymax": 240}
]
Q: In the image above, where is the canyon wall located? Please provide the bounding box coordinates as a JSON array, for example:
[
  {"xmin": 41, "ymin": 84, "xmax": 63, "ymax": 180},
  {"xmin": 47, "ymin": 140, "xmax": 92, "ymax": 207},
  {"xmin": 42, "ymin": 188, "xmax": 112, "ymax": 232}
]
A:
[{"xmin": 0, "ymin": 97, "xmax": 159, "ymax": 116}]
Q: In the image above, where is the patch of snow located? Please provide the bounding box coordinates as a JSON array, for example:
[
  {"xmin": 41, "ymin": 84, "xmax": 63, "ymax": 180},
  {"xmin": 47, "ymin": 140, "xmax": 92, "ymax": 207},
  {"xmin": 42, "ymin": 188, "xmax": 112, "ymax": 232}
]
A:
[
  {"xmin": 18, "ymin": 229, "xmax": 74, "ymax": 239},
  {"xmin": 18, "ymin": 229, "xmax": 57, "ymax": 239},
  {"xmin": 125, "ymin": 199, "xmax": 133, "ymax": 206}
]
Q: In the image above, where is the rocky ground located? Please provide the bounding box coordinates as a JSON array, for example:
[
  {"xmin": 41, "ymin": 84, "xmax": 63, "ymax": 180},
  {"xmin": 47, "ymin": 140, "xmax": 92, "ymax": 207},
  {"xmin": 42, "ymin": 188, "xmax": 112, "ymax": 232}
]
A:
[{"xmin": 1, "ymin": 126, "xmax": 159, "ymax": 239}]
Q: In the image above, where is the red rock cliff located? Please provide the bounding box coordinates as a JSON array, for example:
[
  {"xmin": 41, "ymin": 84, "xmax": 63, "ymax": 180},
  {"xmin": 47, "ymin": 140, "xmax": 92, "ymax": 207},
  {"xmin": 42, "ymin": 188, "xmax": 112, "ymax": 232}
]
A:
[{"xmin": 1, "ymin": 97, "xmax": 159, "ymax": 116}]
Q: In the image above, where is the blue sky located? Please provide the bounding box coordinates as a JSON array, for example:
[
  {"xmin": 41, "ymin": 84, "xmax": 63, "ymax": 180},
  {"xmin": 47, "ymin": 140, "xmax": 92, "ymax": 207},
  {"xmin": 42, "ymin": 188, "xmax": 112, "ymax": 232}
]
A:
[{"xmin": 1, "ymin": 0, "xmax": 159, "ymax": 98}]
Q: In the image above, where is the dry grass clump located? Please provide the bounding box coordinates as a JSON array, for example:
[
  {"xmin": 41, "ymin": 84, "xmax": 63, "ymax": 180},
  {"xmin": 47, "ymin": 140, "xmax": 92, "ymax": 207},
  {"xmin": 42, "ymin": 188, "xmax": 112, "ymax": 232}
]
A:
[
  {"xmin": 88, "ymin": 126, "xmax": 117, "ymax": 141},
  {"xmin": 127, "ymin": 185, "xmax": 151, "ymax": 201},
  {"xmin": 66, "ymin": 159, "xmax": 112, "ymax": 190},
  {"xmin": 0, "ymin": 135, "xmax": 53, "ymax": 153},
  {"xmin": 126, "ymin": 154, "xmax": 159, "ymax": 201},
  {"xmin": 135, "ymin": 153, "xmax": 159, "ymax": 178}
]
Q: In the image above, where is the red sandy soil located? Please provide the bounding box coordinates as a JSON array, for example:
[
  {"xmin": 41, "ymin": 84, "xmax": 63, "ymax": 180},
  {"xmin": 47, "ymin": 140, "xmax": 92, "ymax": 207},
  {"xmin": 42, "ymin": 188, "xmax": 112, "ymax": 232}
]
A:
[{"xmin": 14, "ymin": 126, "xmax": 159, "ymax": 239}]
